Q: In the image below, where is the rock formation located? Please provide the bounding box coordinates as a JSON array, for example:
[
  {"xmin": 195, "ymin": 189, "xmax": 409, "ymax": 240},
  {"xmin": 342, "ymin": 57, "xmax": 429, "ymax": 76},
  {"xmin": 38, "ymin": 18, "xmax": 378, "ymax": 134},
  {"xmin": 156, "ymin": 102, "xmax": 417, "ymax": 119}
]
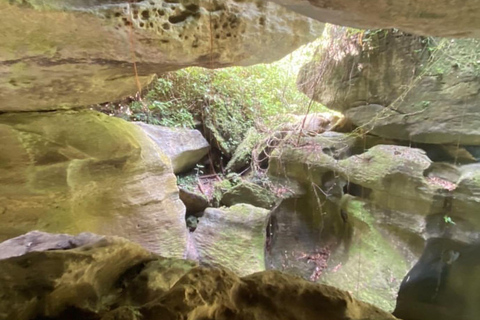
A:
[
  {"xmin": 394, "ymin": 238, "xmax": 480, "ymax": 320},
  {"xmin": 136, "ymin": 122, "xmax": 210, "ymax": 173},
  {"xmin": 298, "ymin": 26, "xmax": 480, "ymax": 146},
  {"xmin": 0, "ymin": 0, "xmax": 323, "ymax": 111},
  {"xmin": 0, "ymin": 231, "xmax": 399, "ymax": 320},
  {"xmin": 0, "ymin": 110, "xmax": 187, "ymax": 256},
  {"xmin": 271, "ymin": 0, "xmax": 480, "ymax": 37},
  {"xmin": 189, "ymin": 204, "xmax": 269, "ymax": 276},
  {"xmin": 266, "ymin": 132, "xmax": 480, "ymax": 310},
  {"xmin": 221, "ymin": 181, "xmax": 278, "ymax": 209}
]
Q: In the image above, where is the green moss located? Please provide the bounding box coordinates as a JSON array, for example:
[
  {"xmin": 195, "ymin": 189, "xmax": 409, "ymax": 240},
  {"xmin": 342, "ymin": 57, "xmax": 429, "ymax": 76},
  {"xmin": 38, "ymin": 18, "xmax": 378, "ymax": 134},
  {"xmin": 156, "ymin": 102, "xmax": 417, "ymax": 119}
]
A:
[
  {"xmin": 198, "ymin": 204, "xmax": 269, "ymax": 276},
  {"xmin": 221, "ymin": 181, "xmax": 277, "ymax": 209},
  {"xmin": 226, "ymin": 127, "xmax": 262, "ymax": 172},
  {"xmin": 321, "ymin": 198, "xmax": 409, "ymax": 312},
  {"xmin": 424, "ymin": 38, "xmax": 480, "ymax": 75},
  {"xmin": 212, "ymin": 179, "xmax": 233, "ymax": 206}
]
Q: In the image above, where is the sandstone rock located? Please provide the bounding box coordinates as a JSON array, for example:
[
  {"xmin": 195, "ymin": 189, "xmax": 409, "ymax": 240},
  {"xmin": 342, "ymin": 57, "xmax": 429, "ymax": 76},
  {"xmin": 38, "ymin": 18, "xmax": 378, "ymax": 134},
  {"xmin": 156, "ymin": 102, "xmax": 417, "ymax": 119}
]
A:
[
  {"xmin": 298, "ymin": 27, "xmax": 480, "ymax": 145},
  {"xmin": 225, "ymin": 127, "xmax": 261, "ymax": 172},
  {"xmin": 221, "ymin": 181, "xmax": 278, "ymax": 209},
  {"xmin": 266, "ymin": 194, "xmax": 410, "ymax": 312},
  {"xmin": 190, "ymin": 204, "xmax": 269, "ymax": 276},
  {"xmin": 179, "ymin": 187, "xmax": 209, "ymax": 215},
  {"xmin": 0, "ymin": 0, "xmax": 322, "ymax": 111},
  {"xmin": 0, "ymin": 231, "xmax": 398, "ymax": 320},
  {"xmin": 268, "ymin": 132, "xmax": 361, "ymax": 184},
  {"xmin": 0, "ymin": 231, "xmax": 195, "ymax": 320},
  {"xmin": 283, "ymin": 112, "xmax": 346, "ymax": 134},
  {"xmin": 0, "ymin": 110, "xmax": 187, "ymax": 256},
  {"xmin": 394, "ymin": 238, "xmax": 480, "ymax": 320},
  {"xmin": 265, "ymin": 137, "xmax": 480, "ymax": 309},
  {"xmin": 271, "ymin": 0, "xmax": 480, "ymax": 37},
  {"xmin": 135, "ymin": 122, "xmax": 209, "ymax": 173}
]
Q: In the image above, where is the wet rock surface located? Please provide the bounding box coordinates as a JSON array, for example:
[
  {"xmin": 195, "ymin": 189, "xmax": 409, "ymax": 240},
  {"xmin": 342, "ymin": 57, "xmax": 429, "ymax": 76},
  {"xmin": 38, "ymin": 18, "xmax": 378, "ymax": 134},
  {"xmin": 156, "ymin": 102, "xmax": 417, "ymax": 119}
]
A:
[{"xmin": 0, "ymin": 231, "xmax": 399, "ymax": 320}]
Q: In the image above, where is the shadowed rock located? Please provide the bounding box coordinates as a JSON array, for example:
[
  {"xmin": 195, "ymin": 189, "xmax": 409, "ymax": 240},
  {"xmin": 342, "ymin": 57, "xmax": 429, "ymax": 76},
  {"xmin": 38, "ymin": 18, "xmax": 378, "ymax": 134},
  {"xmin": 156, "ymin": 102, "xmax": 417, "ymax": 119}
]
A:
[
  {"xmin": 0, "ymin": 231, "xmax": 399, "ymax": 320},
  {"xmin": 0, "ymin": 0, "xmax": 323, "ymax": 111}
]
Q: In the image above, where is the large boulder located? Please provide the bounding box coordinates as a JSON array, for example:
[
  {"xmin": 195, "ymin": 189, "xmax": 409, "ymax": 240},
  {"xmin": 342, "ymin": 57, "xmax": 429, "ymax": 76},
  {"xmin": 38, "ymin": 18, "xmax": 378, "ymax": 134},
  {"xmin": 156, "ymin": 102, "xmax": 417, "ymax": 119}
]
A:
[
  {"xmin": 0, "ymin": 110, "xmax": 187, "ymax": 256},
  {"xmin": 266, "ymin": 133, "xmax": 480, "ymax": 309},
  {"xmin": 135, "ymin": 122, "xmax": 210, "ymax": 173},
  {"xmin": 189, "ymin": 204, "xmax": 269, "ymax": 276},
  {"xmin": 265, "ymin": 194, "xmax": 409, "ymax": 312},
  {"xmin": 0, "ymin": 231, "xmax": 399, "ymax": 320},
  {"xmin": 221, "ymin": 181, "xmax": 278, "ymax": 209},
  {"xmin": 225, "ymin": 127, "xmax": 262, "ymax": 172},
  {"xmin": 298, "ymin": 26, "xmax": 480, "ymax": 145},
  {"xmin": 394, "ymin": 238, "xmax": 480, "ymax": 320},
  {"xmin": 0, "ymin": 0, "xmax": 323, "ymax": 111},
  {"xmin": 179, "ymin": 187, "xmax": 209, "ymax": 215},
  {"xmin": 271, "ymin": 0, "xmax": 480, "ymax": 37}
]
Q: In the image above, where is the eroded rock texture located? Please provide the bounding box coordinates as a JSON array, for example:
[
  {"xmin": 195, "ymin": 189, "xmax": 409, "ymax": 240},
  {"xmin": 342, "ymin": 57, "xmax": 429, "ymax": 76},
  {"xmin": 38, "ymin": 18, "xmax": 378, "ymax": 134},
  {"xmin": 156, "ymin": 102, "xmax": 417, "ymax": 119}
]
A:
[
  {"xmin": 271, "ymin": 0, "xmax": 480, "ymax": 37},
  {"xmin": 266, "ymin": 132, "xmax": 480, "ymax": 310},
  {"xmin": 0, "ymin": 0, "xmax": 323, "ymax": 111},
  {"xmin": 0, "ymin": 231, "xmax": 399, "ymax": 320},
  {"xmin": 0, "ymin": 110, "xmax": 187, "ymax": 256},
  {"xmin": 298, "ymin": 26, "xmax": 480, "ymax": 146}
]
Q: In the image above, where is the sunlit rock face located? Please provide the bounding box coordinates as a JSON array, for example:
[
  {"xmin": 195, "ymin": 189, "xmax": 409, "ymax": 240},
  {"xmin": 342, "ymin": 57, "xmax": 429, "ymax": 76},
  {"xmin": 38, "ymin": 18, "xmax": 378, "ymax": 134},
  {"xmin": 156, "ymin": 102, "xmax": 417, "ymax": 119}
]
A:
[
  {"xmin": 135, "ymin": 122, "xmax": 210, "ymax": 174},
  {"xmin": 394, "ymin": 238, "xmax": 480, "ymax": 320},
  {"xmin": 0, "ymin": 231, "xmax": 399, "ymax": 320},
  {"xmin": 0, "ymin": 111, "xmax": 187, "ymax": 256},
  {"xmin": 271, "ymin": 0, "xmax": 480, "ymax": 38},
  {"xmin": 298, "ymin": 26, "xmax": 480, "ymax": 146},
  {"xmin": 0, "ymin": 0, "xmax": 323, "ymax": 111}
]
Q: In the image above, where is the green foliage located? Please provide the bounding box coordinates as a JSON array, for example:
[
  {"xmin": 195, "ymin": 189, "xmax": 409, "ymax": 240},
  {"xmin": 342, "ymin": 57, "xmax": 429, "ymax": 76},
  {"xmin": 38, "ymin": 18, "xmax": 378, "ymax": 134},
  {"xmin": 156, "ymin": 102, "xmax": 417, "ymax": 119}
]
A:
[
  {"xmin": 124, "ymin": 39, "xmax": 329, "ymax": 132},
  {"xmin": 423, "ymin": 37, "xmax": 480, "ymax": 75},
  {"xmin": 177, "ymin": 172, "xmax": 198, "ymax": 192},
  {"xmin": 444, "ymin": 215, "xmax": 456, "ymax": 225}
]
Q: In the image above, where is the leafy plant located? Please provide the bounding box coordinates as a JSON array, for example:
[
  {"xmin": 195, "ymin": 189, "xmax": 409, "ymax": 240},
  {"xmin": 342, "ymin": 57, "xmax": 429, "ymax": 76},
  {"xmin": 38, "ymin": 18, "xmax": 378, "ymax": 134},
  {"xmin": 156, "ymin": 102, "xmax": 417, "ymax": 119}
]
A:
[{"xmin": 444, "ymin": 215, "xmax": 456, "ymax": 225}]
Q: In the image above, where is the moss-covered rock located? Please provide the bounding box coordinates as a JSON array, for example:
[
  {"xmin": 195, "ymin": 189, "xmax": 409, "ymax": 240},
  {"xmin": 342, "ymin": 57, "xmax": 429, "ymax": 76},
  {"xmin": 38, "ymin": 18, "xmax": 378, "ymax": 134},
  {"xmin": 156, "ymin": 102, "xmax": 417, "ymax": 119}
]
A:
[
  {"xmin": 320, "ymin": 197, "xmax": 410, "ymax": 312},
  {"xmin": 221, "ymin": 181, "xmax": 278, "ymax": 209},
  {"xmin": 190, "ymin": 204, "xmax": 269, "ymax": 276},
  {"xmin": 0, "ymin": 231, "xmax": 399, "ymax": 320},
  {"xmin": 225, "ymin": 127, "xmax": 262, "ymax": 172},
  {"xmin": 0, "ymin": 110, "xmax": 187, "ymax": 256},
  {"xmin": 266, "ymin": 135, "xmax": 480, "ymax": 310},
  {"xmin": 268, "ymin": 132, "xmax": 361, "ymax": 184},
  {"xmin": 179, "ymin": 187, "xmax": 209, "ymax": 215},
  {"xmin": 299, "ymin": 26, "xmax": 480, "ymax": 145}
]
